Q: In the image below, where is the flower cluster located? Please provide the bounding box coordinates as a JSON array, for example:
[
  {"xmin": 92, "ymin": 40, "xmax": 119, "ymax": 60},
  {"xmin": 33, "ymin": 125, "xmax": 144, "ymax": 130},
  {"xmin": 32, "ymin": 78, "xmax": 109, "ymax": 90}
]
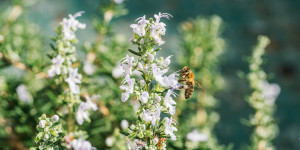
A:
[
  {"xmin": 34, "ymin": 11, "xmax": 97, "ymax": 149},
  {"xmin": 120, "ymin": 13, "xmax": 179, "ymax": 149},
  {"xmin": 130, "ymin": 13, "xmax": 172, "ymax": 46},
  {"xmin": 47, "ymin": 11, "xmax": 85, "ymax": 96},
  {"xmin": 35, "ymin": 114, "xmax": 63, "ymax": 150}
]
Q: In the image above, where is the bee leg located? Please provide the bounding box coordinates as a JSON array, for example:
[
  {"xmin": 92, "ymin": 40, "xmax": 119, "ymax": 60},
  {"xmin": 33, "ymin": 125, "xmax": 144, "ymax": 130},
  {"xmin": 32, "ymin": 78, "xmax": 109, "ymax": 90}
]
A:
[{"xmin": 177, "ymin": 79, "xmax": 186, "ymax": 82}]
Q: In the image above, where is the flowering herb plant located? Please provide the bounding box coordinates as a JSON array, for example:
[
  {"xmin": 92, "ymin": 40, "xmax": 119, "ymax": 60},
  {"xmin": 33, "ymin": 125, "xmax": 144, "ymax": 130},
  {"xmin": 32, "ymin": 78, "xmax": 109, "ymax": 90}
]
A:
[{"xmin": 119, "ymin": 12, "xmax": 182, "ymax": 150}]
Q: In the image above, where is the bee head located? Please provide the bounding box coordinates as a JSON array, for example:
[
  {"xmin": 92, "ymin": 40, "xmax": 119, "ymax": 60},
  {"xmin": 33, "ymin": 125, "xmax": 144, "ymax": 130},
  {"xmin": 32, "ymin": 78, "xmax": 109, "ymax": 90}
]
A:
[{"xmin": 180, "ymin": 66, "xmax": 190, "ymax": 73}]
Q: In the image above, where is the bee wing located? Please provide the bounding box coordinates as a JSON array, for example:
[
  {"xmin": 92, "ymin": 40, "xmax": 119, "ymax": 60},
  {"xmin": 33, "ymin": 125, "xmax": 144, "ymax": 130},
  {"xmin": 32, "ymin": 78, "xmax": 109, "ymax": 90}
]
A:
[{"xmin": 195, "ymin": 79, "xmax": 206, "ymax": 92}]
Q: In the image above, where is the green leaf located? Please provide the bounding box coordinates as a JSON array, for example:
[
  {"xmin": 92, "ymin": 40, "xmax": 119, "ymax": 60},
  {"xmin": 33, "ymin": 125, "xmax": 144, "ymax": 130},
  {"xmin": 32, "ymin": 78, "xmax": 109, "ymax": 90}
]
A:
[{"xmin": 128, "ymin": 49, "xmax": 141, "ymax": 56}]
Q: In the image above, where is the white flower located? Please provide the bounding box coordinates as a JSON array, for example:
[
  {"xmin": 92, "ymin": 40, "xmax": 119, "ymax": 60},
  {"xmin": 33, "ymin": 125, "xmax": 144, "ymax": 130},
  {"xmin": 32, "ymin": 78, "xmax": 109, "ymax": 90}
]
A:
[
  {"xmin": 155, "ymin": 95, "xmax": 161, "ymax": 102},
  {"xmin": 150, "ymin": 23, "xmax": 166, "ymax": 46},
  {"xmin": 148, "ymin": 54, "xmax": 154, "ymax": 62},
  {"xmin": 154, "ymin": 12, "xmax": 173, "ymax": 23},
  {"xmin": 120, "ymin": 75, "xmax": 135, "ymax": 102},
  {"xmin": 139, "ymin": 91, "xmax": 149, "ymax": 104},
  {"xmin": 151, "ymin": 64, "xmax": 168, "ymax": 83},
  {"xmin": 121, "ymin": 120, "xmax": 129, "ymax": 129},
  {"xmin": 105, "ymin": 137, "xmax": 114, "ymax": 147},
  {"xmin": 164, "ymin": 89, "xmax": 177, "ymax": 115},
  {"xmin": 76, "ymin": 96, "xmax": 98, "ymax": 125},
  {"xmin": 164, "ymin": 55, "xmax": 172, "ymax": 67},
  {"xmin": 72, "ymin": 138, "xmax": 95, "ymax": 150},
  {"xmin": 141, "ymin": 109, "xmax": 152, "ymax": 123},
  {"xmin": 137, "ymin": 62, "xmax": 143, "ymax": 70},
  {"xmin": 164, "ymin": 117, "xmax": 177, "ymax": 141},
  {"xmin": 48, "ymin": 55, "xmax": 65, "ymax": 78},
  {"xmin": 130, "ymin": 15, "xmax": 149, "ymax": 37},
  {"xmin": 76, "ymin": 103, "xmax": 90, "ymax": 125},
  {"xmin": 153, "ymin": 137, "xmax": 159, "ymax": 144},
  {"xmin": 120, "ymin": 55, "xmax": 135, "ymax": 75},
  {"xmin": 16, "ymin": 84, "xmax": 33, "ymax": 104},
  {"xmin": 260, "ymin": 80, "xmax": 281, "ymax": 104},
  {"xmin": 39, "ymin": 120, "xmax": 46, "ymax": 128},
  {"xmin": 121, "ymin": 93, "xmax": 130, "ymax": 102},
  {"xmin": 160, "ymin": 73, "xmax": 179, "ymax": 88},
  {"xmin": 83, "ymin": 61, "xmax": 96, "ymax": 75},
  {"xmin": 150, "ymin": 13, "xmax": 172, "ymax": 46},
  {"xmin": 61, "ymin": 11, "xmax": 86, "ymax": 41},
  {"xmin": 127, "ymin": 139, "xmax": 146, "ymax": 150},
  {"xmin": 114, "ymin": 0, "xmax": 124, "ymax": 4},
  {"xmin": 85, "ymin": 96, "xmax": 98, "ymax": 111},
  {"xmin": 112, "ymin": 64, "xmax": 124, "ymax": 79},
  {"xmin": 51, "ymin": 115, "xmax": 59, "ymax": 122},
  {"xmin": 65, "ymin": 68, "xmax": 82, "ymax": 94},
  {"xmin": 186, "ymin": 129, "xmax": 208, "ymax": 142}
]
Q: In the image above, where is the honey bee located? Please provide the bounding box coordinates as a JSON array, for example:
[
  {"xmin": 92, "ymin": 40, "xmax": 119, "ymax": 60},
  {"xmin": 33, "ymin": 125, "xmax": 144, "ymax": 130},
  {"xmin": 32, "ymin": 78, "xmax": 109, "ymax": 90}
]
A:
[{"xmin": 178, "ymin": 66, "xmax": 205, "ymax": 99}]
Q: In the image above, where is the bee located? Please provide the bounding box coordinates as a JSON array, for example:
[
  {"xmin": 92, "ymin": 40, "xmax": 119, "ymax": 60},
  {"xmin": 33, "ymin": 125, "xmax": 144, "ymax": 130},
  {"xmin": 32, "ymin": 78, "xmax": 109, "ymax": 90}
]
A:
[{"xmin": 178, "ymin": 66, "xmax": 205, "ymax": 99}]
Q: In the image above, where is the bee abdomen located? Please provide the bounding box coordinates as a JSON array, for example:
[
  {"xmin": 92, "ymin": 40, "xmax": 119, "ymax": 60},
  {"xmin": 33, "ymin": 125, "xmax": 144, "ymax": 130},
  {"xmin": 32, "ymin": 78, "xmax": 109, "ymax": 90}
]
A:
[{"xmin": 185, "ymin": 83, "xmax": 194, "ymax": 99}]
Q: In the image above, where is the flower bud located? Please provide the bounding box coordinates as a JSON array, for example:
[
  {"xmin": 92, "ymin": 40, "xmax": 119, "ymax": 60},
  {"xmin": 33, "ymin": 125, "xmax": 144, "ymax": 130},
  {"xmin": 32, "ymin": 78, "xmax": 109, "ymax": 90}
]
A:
[
  {"xmin": 148, "ymin": 54, "xmax": 154, "ymax": 62},
  {"xmin": 105, "ymin": 137, "xmax": 114, "ymax": 147},
  {"xmin": 39, "ymin": 120, "xmax": 46, "ymax": 128},
  {"xmin": 121, "ymin": 120, "xmax": 129, "ymax": 129},
  {"xmin": 51, "ymin": 115, "xmax": 59, "ymax": 122},
  {"xmin": 155, "ymin": 95, "xmax": 161, "ymax": 102},
  {"xmin": 140, "ymin": 80, "xmax": 145, "ymax": 86}
]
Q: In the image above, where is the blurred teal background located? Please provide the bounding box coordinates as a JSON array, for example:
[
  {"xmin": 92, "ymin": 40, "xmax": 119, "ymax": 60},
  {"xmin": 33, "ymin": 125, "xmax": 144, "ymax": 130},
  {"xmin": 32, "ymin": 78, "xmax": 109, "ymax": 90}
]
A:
[{"xmin": 1, "ymin": 0, "xmax": 300, "ymax": 149}]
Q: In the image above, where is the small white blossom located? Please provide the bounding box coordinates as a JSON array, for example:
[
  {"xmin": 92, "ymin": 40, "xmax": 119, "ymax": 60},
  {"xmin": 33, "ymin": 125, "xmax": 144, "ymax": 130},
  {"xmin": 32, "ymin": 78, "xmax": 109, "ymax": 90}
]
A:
[
  {"xmin": 164, "ymin": 117, "xmax": 177, "ymax": 141},
  {"xmin": 186, "ymin": 129, "xmax": 208, "ymax": 142},
  {"xmin": 148, "ymin": 54, "xmax": 154, "ymax": 62},
  {"xmin": 137, "ymin": 62, "xmax": 143, "ymax": 70},
  {"xmin": 83, "ymin": 61, "xmax": 96, "ymax": 75},
  {"xmin": 121, "ymin": 120, "xmax": 129, "ymax": 129},
  {"xmin": 120, "ymin": 75, "xmax": 135, "ymax": 102},
  {"xmin": 105, "ymin": 137, "xmax": 114, "ymax": 147},
  {"xmin": 76, "ymin": 96, "xmax": 98, "ymax": 125},
  {"xmin": 65, "ymin": 68, "xmax": 82, "ymax": 94},
  {"xmin": 139, "ymin": 91, "xmax": 149, "ymax": 104},
  {"xmin": 130, "ymin": 15, "xmax": 149, "ymax": 37},
  {"xmin": 164, "ymin": 55, "xmax": 172, "ymax": 66},
  {"xmin": 121, "ymin": 55, "xmax": 135, "ymax": 75},
  {"xmin": 48, "ymin": 55, "xmax": 65, "ymax": 78},
  {"xmin": 61, "ymin": 11, "xmax": 86, "ymax": 41},
  {"xmin": 51, "ymin": 115, "xmax": 59, "ymax": 122},
  {"xmin": 153, "ymin": 137, "xmax": 159, "ymax": 144},
  {"xmin": 39, "ymin": 120, "xmax": 46, "ymax": 128},
  {"xmin": 151, "ymin": 64, "xmax": 168, "ymax": 83},
  {"xmin": 76, "ymin": 104, "xmax": 89, "ymax": 125},
  {"xmin": 164, "ymin": 89, "xmax": 177, "ymax": 115},
  {"xmin": 260, "ymin": 80, "xmax": 281, "ymax": 104},
  {"xmin": 72, "ymin": 138, "xmax": 95, "ymax": 150},
  {"xmin": 16, "ymin": 84, "xmax": 33, "ymax": 104},
  {"xmin": 112, "ymin": 64, "xmax": 124, "ymax": 79},
  {"xmin": 155, "ymin": 95, "xmax": 161, "ymax": 102}
]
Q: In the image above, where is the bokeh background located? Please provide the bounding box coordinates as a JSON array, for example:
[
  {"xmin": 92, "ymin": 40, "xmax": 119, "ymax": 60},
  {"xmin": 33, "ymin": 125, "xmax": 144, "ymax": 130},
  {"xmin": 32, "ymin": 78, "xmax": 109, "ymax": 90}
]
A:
[{"xmin": 1, "ymin": 0, "xmax": 299, "ymax": 149}]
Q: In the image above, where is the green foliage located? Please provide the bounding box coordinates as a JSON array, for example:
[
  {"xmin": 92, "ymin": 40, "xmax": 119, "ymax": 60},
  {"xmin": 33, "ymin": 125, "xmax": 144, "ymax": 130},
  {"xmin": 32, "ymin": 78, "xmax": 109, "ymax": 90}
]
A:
[{"xmin": 170, "ymin": 15, "xmax": 230, "ymax": 150}]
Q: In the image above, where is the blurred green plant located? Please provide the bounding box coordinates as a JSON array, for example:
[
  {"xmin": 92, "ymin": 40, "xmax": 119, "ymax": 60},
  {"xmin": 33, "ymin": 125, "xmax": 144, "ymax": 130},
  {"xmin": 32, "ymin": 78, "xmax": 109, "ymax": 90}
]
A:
[
  {"xmin": 169, "ymin": 15, "xmax": 232, "ymax": 150},
  {"xmin": 242, "ymin": 36, "xmax": 280, "ymax": 150},
  {"xmin": 79, "ymin": 0, "xmax": 136, "ymax": 149},
  {"xmin": 0, "ymin": 2, "xmax": 56, "ymax": 149}
]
